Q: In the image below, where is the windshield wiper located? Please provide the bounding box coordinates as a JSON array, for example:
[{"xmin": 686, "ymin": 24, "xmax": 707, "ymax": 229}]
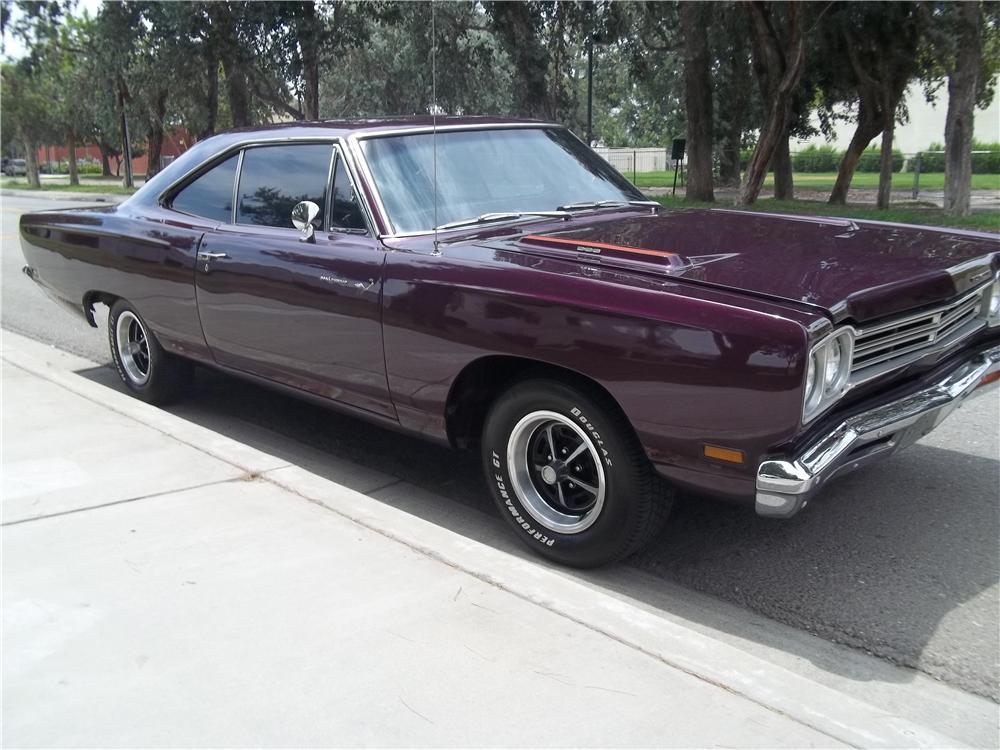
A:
[
  {"xmin": 434, "ymin": 210, "xmax": 570, "ymax": 232},
  {"xmin": 557, "ymin": 199, "xmax": 660, "ymax": 211}
]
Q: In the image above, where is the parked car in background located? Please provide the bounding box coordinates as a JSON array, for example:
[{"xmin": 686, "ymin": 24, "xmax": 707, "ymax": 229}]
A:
[
  {"xmin": 19, "ymin": 118, "xmax": 1000, "ymax": 566},
  {"xmin": 4, "ymin": 158, "xmax": 27, "ymax": 176}
]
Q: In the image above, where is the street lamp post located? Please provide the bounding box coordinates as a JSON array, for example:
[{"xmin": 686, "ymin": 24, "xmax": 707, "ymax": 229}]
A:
[{"xmin": 586, "ymin": 38, "xmax": 594, "ymax": 146}]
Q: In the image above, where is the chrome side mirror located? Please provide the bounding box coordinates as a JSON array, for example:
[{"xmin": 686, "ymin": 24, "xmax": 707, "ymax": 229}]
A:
[{"xmin": 291, "ymin": 200, "xmax": 320, "ymax": 242}]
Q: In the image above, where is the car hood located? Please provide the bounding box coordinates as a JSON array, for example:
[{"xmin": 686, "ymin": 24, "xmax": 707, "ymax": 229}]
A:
[{"xmin": 499, "ymin": 208, "xmax": 1000, "ymax": 323}]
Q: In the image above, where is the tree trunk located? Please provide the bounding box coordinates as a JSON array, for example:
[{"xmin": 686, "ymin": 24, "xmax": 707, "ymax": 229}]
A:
[
  {"xmin": 200, "ymin": 54, "xmax": 219, "ymax": 140},
  {"xmin": 297, "ymin": 3, "xmax": 320, "ymax": 119},
  {"xmin": 738, "ymin": 2, "xmax": 806, "ymax": 205},
  {"xmin": 876, "ymin": 94, "xmax": 896, "ymax": 209},
  {"xmin": 829, "ymin": 101, "xmax": 880, "ymax": 205},
  {"xmin": 99, "ymin": 143, "xmax": 113, "ymax": 177},
  {"xmin": 718, "ymin": 122, "xmax": 742, "ymax": 187},
  {"xmin": 146, "ymin": 90, "xmax": 167, "ymax": 178},
  {"xmin": 67, "ymin": 129, "xmax": 79, "ymax": 186},
  {"xmin": 224, "ymin": 62, "xmax": 252, "ymax": 127},
  {"xmin": 489, "ymin": 2, "xmax": 551, "ymax": 118},
  {"xmin": 944, "ymin": 1, "xmax": 981, "ymax": 216},
  {"xmin": 717, "ymin": 47, "xmax": 747, "ymax": 188},
  {"xmin": 772, "ymin": 127, "xmax": 793, "ymax": 200},
  {"xmin": 680, "ymin": 1, "xmax": 715, "ymax": 202},
  {"xmin": 20, "ymin": 132, "xmax": 40, "ymax": 188}
]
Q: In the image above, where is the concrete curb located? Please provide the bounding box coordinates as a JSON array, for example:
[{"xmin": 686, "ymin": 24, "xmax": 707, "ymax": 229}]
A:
[
  {"xmin": 0, "ymin": 329, "xmax": 970, "ymax": 749},
  {"xmin": 1, "ymin": 188, "xmax": 130, "ymax": 203}
]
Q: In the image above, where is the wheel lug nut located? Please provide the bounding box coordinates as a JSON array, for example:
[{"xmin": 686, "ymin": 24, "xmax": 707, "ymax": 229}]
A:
[
  {"xmin": 568, "ymin": 482, "xmax": 575, "ymax": 488},
  {"xmin": 561, "ymin": 448, "xmax": 567, "ymax": 454}
]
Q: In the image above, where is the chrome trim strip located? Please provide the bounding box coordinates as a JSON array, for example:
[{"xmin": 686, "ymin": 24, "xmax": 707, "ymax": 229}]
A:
[
  {"xmin": 230, "ymin": 148, "xmax": 245, "ymax": 225},
  {"xmin": 757, "ymin": 344, "xmax": 1000, "ymax": 518},
  {"xmin": 323, "ymin": 146, "xmax": 338, "ymax": 232}
]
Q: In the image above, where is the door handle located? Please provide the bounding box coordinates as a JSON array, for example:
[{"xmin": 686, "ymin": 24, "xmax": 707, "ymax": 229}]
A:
[{"xmin": 197, "ymin": 251, "xmax": 229, "ymax": 272}]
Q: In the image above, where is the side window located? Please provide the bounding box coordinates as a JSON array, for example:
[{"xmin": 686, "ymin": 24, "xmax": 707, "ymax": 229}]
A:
[
  {"xmin": 330, "ymin": 156, "xmax": 367, "ymax": 231},
  {"xmin": 171, "ymin": 153, "xmax": 239, "ymax": 223},
  {"xmin": 236, "ymin": 143, "xmax": 332, "ymax": 229}
]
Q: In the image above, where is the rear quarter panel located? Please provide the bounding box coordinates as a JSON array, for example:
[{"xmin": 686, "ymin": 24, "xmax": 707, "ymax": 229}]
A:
[
  {"xmin": 382, "ymin": 241, "xmax": 821, "ymax": 501},
  {"xmin": 19, "ymin": 205, "xmax": 211, "ymax": 360}
]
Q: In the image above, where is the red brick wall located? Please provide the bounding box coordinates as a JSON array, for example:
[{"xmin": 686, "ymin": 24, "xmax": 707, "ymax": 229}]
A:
[{"xmin": 37, "ymin": 128, "xmax": 193, "ymax": 177}]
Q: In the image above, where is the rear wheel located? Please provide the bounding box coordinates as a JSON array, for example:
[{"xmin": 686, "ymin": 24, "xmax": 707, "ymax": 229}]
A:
[
  {"xmin": 108, "ymin": 299, "xmax": 190, "ymax": 404},
  {"xmin": 482, "ymin": 379, "xmax": 673, "ymax": 567}
]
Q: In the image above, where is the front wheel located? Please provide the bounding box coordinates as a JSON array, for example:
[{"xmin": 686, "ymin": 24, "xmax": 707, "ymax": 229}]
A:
[
  {"xmin": 108, "ymin": 299, "xmax": 191, "ymax": 404},
  {"xmin": 482, "ymin": 379, "xmax": 673, "ymax": 567}
]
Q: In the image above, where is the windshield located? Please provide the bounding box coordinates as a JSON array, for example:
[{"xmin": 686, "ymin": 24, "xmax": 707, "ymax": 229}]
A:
[{"xmin": 360, "ymin": 127, "xmax": 644, "ymax": 234}]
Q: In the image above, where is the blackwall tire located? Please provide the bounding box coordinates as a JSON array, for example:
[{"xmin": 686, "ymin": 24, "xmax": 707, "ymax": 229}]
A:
[
  {"xmin": 108, "ymin": 299, "xmax": 191, "ymax": 404},
  {"xmin": 482, "ymin": 379, "xmax": 673, "ymax": 567}
]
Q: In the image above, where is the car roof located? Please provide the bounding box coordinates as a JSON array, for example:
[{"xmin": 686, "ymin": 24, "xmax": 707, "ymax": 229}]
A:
[{"xmin": 222, "ymin": 115, "xmax": 553, "ymax": 138}]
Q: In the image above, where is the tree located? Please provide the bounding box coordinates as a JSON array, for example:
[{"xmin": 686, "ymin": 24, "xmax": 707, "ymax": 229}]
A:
[
  {"xmin": 738, "ymin": 2, "xmax": 806, "ymax": 205},
  {"xmin": 921, "ymin": 2, "xmax": 1000, "ymax": 215},
  {"xmin": 1, "ymin": 62, "xmax": 53, "ymax": 187},
  {"xmin": 821, "ymin": 2, "xmax": 925, "ymax": 208},
  {"xmin": 712, "ymin": 6, "xmax": 758, "ymax": 188},
  {"xmin": 679, "ymin": 1, "xmax": 714, "ymax": 201}
]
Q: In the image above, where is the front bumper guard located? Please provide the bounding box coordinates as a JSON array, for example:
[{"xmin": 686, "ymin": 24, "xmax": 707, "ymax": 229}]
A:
[{"xmin": 756, "ymin": 344, "xmax": 1000, "ymax": 518}]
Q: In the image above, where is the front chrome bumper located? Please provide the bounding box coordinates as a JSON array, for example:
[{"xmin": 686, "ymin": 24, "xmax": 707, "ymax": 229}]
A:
[{"xmin": 756, "ymin": 344, "xmax": 1000, "ymax": 518}]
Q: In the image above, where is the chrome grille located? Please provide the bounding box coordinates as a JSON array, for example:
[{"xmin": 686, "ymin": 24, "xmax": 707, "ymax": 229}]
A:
[{"xmin": 851, "ymin": 288, "xmax": 986, "ymax": 374}]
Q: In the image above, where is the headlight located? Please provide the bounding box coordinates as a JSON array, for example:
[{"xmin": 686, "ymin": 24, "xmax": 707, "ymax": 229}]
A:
[{"xmin": 802, "ymin": 328, "xmax": 855, "ymax": 423}]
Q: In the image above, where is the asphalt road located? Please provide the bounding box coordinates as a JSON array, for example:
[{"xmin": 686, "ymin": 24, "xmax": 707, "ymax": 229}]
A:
[{"xmin": 3, "ymin": 194, "xmax": 998, "ymax": 701}]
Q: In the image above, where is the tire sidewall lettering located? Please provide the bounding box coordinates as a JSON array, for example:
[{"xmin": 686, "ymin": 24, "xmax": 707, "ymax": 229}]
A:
[
  {"xmin": 569, "ymin": 406, "xmax": 613, "ymax": 468},
  {"xmin": 491, "ymin": 450, "xmax": 556, "ymax": 547}
]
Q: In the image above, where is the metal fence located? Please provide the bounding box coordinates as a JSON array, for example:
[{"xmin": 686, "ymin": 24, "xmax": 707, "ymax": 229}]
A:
[{"xmin": 594, "ymin": 146, "xmax": 1000, "ymax": 198}]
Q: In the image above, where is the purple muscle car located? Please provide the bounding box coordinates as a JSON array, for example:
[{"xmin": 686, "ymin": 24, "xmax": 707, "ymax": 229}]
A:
[{"xmin": 19, "ymin": 117, "xmax": 1000, "ymax": 567}]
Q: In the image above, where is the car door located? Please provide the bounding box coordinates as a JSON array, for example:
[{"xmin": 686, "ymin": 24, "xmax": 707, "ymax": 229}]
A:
[{"xmin": 194, "ymin": 141, "xmax": 395, "ymax": 419}]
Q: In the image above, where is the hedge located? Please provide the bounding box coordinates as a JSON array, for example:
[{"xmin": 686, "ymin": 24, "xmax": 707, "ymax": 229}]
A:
[
  {"xmin": 736, "ymin": 141, "xmax": 1000, "ymax": 174},
  {"xmin": 916, "ymin": 141, "xmax": 1000, "ymax": 173},
  {"xmin": 51, "ymin": 161, "xmax": 103, "ymax": 175}
]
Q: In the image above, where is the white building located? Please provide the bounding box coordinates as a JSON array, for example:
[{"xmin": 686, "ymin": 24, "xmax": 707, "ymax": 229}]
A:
[{"xmin": 793, "ymin": 77, "xmax": 1000, "ymax": 154}]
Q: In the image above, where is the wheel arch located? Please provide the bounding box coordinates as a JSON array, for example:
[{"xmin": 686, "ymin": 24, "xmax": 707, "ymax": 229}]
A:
[
  {"xmin": 444, "ymin": 354, "xmax": 640, "ymax": 452},
  {"xmin": 82, "ymin": 290, "xmax": 120, "ymax": 327}
]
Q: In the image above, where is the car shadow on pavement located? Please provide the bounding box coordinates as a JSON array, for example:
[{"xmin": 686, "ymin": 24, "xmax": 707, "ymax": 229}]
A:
[{"xmin": 75, "ymin": 362, "xmax": 1000, "ymax": 701}]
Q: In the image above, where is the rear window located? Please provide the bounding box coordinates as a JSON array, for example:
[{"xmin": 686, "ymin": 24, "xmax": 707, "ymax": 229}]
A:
[{"xmin": 171, "ymin": 154, "xmax": 239, "ymax": 223}]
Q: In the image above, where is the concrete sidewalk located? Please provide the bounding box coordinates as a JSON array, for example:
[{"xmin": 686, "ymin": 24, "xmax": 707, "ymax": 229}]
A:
[{"xmin": 0, "ymin": 331, "xmax": 985, "ymax": 748}]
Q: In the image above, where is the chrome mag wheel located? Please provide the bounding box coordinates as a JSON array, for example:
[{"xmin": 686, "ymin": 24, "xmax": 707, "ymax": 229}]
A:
[
  {"xmin": 506, "ymin": 410, "xmax": 606, "ymax": 534},
  {"xmin": 115, "ymin": 310, "xmax": 151, "ymax": 385}
]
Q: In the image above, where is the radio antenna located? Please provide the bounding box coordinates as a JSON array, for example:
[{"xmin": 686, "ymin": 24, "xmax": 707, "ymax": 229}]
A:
[{"xmin": 431, "ymin": 0, "xmax": 439, "ymax": 254}]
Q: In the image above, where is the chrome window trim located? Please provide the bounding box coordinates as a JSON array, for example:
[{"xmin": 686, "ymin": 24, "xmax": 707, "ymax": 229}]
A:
[
  {"xmin": 158, "ymin": 135, "xmax": 378, "ymax": 239},
  {"xmin": 328, "ymin": 144, "xmax": 375, "ymax": 236},
  {"xmin": 230, "ymin": 148, "xmax": 245, "ymax": 224},
  {"xmin": 323, "ymin": 145, "xmax": 338, "ymax": 231}
]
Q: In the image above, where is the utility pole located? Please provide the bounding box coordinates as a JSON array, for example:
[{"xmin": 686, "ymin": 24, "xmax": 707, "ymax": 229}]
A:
[{"xmin": 586, "ymin": 37, "xmax": 594, "ymax": 146}]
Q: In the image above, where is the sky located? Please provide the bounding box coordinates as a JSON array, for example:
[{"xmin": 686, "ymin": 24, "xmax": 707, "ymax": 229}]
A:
[{"xmin": 0, "ymin": 0, "xmax": 104, "ymax": 61}]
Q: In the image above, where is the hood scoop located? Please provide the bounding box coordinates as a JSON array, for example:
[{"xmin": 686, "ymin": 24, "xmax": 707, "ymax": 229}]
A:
[{"xmin": 520, "ymin": 231, "xmax": 738, "ymax": 276}]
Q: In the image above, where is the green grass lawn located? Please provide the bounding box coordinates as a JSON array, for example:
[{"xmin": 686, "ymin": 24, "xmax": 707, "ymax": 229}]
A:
[
  {"xmin": 648, "ymin": 195, "xmax": 1000, "ymax": 233},
  {"xmin": 0, "ymin": 178, "xmax": 136, "ymax": 194},
  {"xmin": 634, "ymin": 170, "xmax": 1000, "ymax": 192}
]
